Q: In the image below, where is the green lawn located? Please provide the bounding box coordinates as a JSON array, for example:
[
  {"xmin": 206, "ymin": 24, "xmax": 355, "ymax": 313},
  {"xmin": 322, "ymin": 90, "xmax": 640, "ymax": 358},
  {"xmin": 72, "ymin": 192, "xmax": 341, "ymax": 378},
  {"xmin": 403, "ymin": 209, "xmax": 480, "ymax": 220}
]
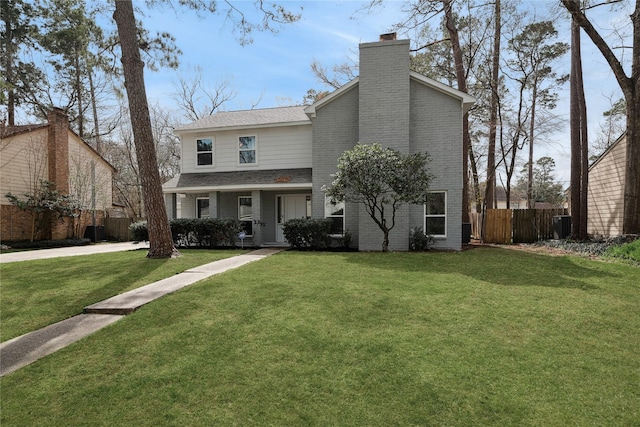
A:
[
  {"xmin": 2, "ymin": 248, "xmax": 639, "ymax": 426},
  {"xmin": 0, "ymin": 249, "xmax": 246, "ymax": 341}
]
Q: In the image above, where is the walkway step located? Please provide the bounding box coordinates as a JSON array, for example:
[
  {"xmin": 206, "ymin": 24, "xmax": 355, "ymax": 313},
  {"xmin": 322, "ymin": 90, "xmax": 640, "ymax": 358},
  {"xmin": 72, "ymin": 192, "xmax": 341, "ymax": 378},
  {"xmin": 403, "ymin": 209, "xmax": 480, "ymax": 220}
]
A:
[
  {"xmin": 84, "ymin": 249, "xmax": 281, "ymax": 315},
  {"xmin": 1, "ymin": 248, "xmax": 282, "ymax": 376},
  {"xmin": 0, "ymin": 314, "xmax": 123, "ymax": 377}
]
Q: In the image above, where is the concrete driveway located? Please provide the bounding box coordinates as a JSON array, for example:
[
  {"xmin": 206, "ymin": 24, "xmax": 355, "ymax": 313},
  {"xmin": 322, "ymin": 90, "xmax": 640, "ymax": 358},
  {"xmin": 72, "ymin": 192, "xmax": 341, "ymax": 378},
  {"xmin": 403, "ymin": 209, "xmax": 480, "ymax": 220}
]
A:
[{"xmin": 0, "ymin": 242, "xmax": 150, "ymax": 263}]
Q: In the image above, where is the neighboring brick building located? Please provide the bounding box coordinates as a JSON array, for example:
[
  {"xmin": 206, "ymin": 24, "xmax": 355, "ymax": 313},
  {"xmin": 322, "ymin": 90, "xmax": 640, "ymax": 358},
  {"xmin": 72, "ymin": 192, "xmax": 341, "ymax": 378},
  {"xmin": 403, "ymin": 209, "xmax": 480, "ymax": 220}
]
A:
[
  {"xmin": 1, "ymin": 108, "xmax": 115, "ymax": 241},
  {"xmin": 164, "ymin": 35, "xmax": 474, "ymax": 250}
]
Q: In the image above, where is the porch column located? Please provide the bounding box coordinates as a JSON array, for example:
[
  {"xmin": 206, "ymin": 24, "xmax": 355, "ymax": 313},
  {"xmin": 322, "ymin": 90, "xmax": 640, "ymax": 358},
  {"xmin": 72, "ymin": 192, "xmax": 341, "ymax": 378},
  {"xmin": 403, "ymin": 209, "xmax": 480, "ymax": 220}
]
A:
[
  {"xmin": 164, "ymin": 193, "xmax": 177, "ymax": 219},
  {"xmin": 251, "ymin": 190, "xmax": 262, "ymax": 246},
  {"xmin": 208, "ymin": 191, "xmax": 218, "ymax": 218}
]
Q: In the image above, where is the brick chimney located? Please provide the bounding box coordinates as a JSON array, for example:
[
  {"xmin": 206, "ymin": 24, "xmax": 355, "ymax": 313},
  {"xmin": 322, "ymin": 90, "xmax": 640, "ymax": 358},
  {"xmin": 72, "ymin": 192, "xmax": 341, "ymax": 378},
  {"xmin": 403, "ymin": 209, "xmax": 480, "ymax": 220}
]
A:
[
  {"xmin": 379, "ymin": 32, "xmax": 397, "ymax": 41},
  {"xmin": 47, "ymin": 107, "xmax": 70, "ymax": 193},
  {"xmin": 358, "ymin": 35, "xmax": 410, "ymax": 153}
]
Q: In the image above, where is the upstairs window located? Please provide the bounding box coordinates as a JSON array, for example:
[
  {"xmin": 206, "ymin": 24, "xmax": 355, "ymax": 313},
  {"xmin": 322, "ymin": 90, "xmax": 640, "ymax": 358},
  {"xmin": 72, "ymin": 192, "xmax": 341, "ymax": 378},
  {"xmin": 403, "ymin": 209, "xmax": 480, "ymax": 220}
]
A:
[
  {"xmin": 325, "ymin": 196, "xmax": 345, "ymax": 235},
  {"xmin": 239, "ymin": 196, "xmax": 253, "ymax": 236},
  {"xmin": 425, "ymin": 191, "xmax": 447, "ymax": 237},
  {"xmin": 239, "ymin": 136, "xmax": 256, "ymax": 164},
  {"xmin": 197, "ymin": 138, "xmax": 213, "ymax": 166}
]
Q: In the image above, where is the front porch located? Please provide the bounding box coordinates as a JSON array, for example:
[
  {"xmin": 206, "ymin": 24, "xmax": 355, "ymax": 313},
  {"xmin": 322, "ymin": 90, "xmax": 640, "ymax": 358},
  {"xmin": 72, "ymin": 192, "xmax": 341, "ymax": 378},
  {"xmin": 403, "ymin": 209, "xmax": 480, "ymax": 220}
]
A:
[{"xmin": 165, "ymin": 190, "xmax": 312, "ymax": 247}]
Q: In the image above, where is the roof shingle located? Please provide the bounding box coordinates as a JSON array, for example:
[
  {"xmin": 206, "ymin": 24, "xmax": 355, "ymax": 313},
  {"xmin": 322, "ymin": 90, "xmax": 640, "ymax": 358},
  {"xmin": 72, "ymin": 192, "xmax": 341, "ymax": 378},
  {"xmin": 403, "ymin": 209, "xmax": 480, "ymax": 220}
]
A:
[{"xmin": 175, "ymin": 106, "xmax": 310, "ymax": 132}]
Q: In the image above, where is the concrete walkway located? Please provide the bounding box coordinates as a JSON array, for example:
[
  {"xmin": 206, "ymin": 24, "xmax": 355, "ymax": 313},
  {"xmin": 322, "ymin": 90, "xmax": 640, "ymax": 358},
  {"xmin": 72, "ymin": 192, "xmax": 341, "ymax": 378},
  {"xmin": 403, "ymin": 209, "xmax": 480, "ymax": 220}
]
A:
[{"xmin": 0, "ymin": 247, "xmax": 282, "ymax": 377}]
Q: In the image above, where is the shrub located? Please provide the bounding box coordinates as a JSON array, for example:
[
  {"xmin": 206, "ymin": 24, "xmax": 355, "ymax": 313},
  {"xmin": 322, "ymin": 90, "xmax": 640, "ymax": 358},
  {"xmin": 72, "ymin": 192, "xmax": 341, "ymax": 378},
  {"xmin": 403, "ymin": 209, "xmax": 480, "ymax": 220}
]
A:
[
  {"xmin": 131, "ymin": 218, "xmax": 244, "ymax": 248},
  {"xmin": 606, "ymin": 237, "xmax": 640, "ymax": 263},
  {"xmin": 129, "ymin": 221, "xmax": 149, "ymax": 243},
  {"xmin": 409, "ymin": 226, "xmax": 434, "ymax": 251},
  {"xmin": 283, "ymin": 218, "xmax": 332, "ymax": 250},
  {"xmin": 0, "ymin": 239, "xmax": 91, "ymax": 250},
  {"xmin": 338, "ymin": 230, "xmax": 353, "ymax": 249},
  {"xmin": 202, "ymin": 218, "xmax": 244, "ymax": 248}
]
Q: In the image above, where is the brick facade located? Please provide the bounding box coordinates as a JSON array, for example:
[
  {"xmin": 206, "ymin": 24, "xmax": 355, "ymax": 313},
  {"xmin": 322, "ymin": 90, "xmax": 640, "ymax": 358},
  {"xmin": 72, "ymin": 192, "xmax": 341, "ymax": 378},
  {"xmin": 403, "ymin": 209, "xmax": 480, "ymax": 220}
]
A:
[
  {"xmin": 310, "ymin": 37, "xmax": 465, "ymax": 251},
  {"xmin": 1, "ymin": 108, "xmax": 112, "ymax": 242}
]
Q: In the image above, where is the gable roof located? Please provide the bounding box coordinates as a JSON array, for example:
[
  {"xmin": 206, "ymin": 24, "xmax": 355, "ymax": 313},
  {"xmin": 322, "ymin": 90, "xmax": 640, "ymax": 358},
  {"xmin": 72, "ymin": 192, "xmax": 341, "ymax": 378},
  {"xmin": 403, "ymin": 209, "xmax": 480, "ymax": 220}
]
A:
[
  {"xmin": 589, "ymin": 132, "xmax": 626, "ymax": 171},
  {"xmin": 1, "ymin": 123, "xmax": 48, "ymax": 138},
  {"xmin": 1, "ymin": 121, "xmax": 116, "ymax": 172},
  {"xmin": 304, "ymin": 72, "xmax": 475, "ymax": 117},
  {"xmin": 174, "ymin": 106, "xmax": 311, "ymax": 133}
]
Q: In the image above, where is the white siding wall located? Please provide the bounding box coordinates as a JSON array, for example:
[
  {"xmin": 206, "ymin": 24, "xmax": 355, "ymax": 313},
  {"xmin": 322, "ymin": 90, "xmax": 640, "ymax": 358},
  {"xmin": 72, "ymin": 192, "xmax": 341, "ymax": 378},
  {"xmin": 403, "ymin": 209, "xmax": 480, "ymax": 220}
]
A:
[
  {"xmin": 0, "ymin": 129, "xmax": 49, "ymax": 204},
  {"xmin": 179, "ymin": 124, "xmax": 312, "ymax": 174},
  {"xmin": 68, "ymin": 134, "xmax": 113, "ymax": 211}
]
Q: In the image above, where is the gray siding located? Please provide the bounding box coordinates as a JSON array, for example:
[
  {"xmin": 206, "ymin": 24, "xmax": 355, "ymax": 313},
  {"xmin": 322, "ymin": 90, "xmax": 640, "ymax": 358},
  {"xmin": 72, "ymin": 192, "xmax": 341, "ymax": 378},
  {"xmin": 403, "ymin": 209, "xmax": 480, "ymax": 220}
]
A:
[
  {"xmin": 409, "ymin": 80, "xmax": 463, "ymax": 250},
  {"xmin": 358, "ymin": 39, "xmax": 411, "ymax": 152},
  {"xmin": 357, "ymin": 39, "xmax": 412, "ymax": 250},
  {"xmin": 311, "ymin": 86, "xmax": 360, "ymax": 244}
]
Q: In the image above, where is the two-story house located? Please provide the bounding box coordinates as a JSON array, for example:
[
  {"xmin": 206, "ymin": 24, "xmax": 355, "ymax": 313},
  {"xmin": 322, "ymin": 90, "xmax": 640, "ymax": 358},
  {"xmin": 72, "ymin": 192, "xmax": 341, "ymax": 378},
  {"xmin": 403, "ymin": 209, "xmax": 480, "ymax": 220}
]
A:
[
  {"xmin": 1, "ymin": 108, "xmax": 115, "ymax": 241},
  {"xmin": 163, "ymin": 35, "xmax": 474, "ymax": 251}
]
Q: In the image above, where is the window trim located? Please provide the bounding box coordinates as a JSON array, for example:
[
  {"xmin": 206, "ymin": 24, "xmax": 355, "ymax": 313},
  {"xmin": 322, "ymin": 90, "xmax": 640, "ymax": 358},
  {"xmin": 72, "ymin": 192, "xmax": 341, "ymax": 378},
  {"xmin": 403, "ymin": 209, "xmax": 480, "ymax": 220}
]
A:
[
  {"xmin": 238, "ymin": 135, "xmax": 257, "ymax": 166},
  {"xmin": 196, "ymin": 137, "xmax": 214, "ymax": 167},
  {"xmin": 324, "ymin": 195, "xmax": 345, "ymax": 236},
  {"xmin": 196, "ymin": 197, "xmax": 210, "ymax": 219},
  {"xmin": 238, "ymin": 196, "xmax": 253, "ymax": 237},
  {"xmin": 424, "ymin": 191, "xmax": 447, "ymax": 238}
]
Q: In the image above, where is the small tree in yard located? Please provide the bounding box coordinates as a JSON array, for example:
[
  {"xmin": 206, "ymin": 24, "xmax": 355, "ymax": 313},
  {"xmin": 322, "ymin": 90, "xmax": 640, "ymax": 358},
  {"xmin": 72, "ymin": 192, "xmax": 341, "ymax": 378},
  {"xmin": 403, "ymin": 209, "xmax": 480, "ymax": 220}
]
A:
[
  {"xmin": 5, "ymin": 179, "xmax": 80, "ymax": 242},
  {"xmin": 323, "ymin": 143, "xmax": 434, "ymax": 252}
]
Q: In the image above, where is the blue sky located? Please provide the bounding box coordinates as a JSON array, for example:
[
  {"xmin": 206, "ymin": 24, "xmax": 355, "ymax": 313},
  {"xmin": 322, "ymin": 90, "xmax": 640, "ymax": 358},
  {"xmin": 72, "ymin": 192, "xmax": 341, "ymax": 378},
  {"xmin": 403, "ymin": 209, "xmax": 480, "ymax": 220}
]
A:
[
  {"xmin": 132, "ymin": 0, "xmax": 628, "ymax": 185},
  {"xmin": 139, "ymin": 1, "xmax": 395, "ymax": 110}
]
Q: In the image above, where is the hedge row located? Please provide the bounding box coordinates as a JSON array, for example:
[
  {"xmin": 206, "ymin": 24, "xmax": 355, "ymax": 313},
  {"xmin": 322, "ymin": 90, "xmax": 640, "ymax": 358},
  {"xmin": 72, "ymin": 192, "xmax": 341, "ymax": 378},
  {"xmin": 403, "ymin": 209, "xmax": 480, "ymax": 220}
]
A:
[
  {"xmin": 282, "ymin": 218, "xmax": 333, "ymax": 250},
  {"xmin": 130, "ymin": 218, "xmax": 244, "ymax": 248}
]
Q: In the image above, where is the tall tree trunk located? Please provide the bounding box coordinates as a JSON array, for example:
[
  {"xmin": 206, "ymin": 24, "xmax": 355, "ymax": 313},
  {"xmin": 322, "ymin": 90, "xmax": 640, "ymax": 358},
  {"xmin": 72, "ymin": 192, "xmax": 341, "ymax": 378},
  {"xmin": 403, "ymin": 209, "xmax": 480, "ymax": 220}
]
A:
[
  {"xmin": 469, "ymin": 141, "xmax": 481, "ymax": 213},
  {"xmin": 626, "ymin": 81, "xmax": 640, "ymax": 234},
  {"xmin": 443, "ymin": 0, "xmax": 470, "ymax": 223},
  {"xmin": 577, "ymin": 48, "xmax": 589, "ymax": 239},
  {"xmin": 88, "ymin": 67, "xmax": 101, "ymax": 154},
  {"xmin": 485, "ymin": 0, "xmax": 500, "ymax": 212},
  {"xmin": 113, "ymin": 0, "xmax": 179, "ymax": 258},
  {"xmin": 562, "ymin": 0, "xmax": 640, "ymax": 234},
  {"xmin": 624, "ymin": 3, "xmax": 640, "ymax": 234},
  {"xmin": 570, "ymin": 17, "xmax": 585, "ymax": 239},
  {"xmin": 3, "ymin": 9, "xmax": 15, "ymax": 126},
  {"xmin": 75, "ymin": 53, "xmax": 84, "ymax": 138},
  {"xmin": 527, "ymin": 84, "xmax": 537, "ymax": 209}
]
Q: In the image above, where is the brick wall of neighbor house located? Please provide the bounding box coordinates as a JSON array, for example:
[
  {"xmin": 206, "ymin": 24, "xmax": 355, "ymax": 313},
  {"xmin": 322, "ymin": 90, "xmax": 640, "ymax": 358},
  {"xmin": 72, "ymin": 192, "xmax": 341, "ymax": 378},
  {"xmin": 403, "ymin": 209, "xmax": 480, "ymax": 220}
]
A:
[
  {"xmin": 588, "ymin": 136, "xmax": 626, "ymax": 237},
  {"xmin": 1, "ymin": 109, "xmax": 115, "ymax": 242},
  {"xmin": 409, "ymin": 80, "xmax": 463, "ymax": 250},
  {"xmin": 0, "ymin": 205, "xmax": 35, "ymax": 241},
  {"xmin": 358, "ymin": 38, "xmax": 412, "ymax": 251},
  {"xmin": 311, "ymin": 85, "xmax": 360, "ymax": 246},
  {"xmin": 47, "ymin": 108, "xmax": 70, "ymax": 194}
]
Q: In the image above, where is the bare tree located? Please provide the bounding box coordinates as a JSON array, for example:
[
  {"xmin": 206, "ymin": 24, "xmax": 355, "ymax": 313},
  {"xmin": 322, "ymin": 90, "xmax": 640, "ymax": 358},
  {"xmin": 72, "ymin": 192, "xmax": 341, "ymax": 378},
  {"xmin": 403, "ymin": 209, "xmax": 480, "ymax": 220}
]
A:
[
  {"xmin": 310, "ymin": 58, "xmax": 359, "ymax": 90},
  {"xmin": 505, "ymin": 20, "xmax": 569, "ymax": 208},
  {"xmin": 569, "ymin": 10, "xmax": 589, "ymax": 240},
  {"xmin": 172, "ymin": 67, "xmax": 236, "ymax": 121},
  {"xmin": 113, "ymin": 0, "xmax": 178, "ymax": 258},
  {"xmin": 593, "ymin": 97, "xmax": 626, "ymax": 155},
  {"xmin": 561, "ymin": 0, "xmax": 640, "ymax": 235},
  {"xmin": 485, "ymin": 0, "xmax": 501, "ymax": 211}
]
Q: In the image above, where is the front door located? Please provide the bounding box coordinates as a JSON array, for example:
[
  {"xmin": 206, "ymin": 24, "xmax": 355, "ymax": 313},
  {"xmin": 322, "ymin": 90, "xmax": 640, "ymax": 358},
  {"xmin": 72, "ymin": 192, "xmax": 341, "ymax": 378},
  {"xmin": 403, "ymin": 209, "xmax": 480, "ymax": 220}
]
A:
[{"xmin": 276, "ymin": 194, "xmax": 310, "ymax": 242}]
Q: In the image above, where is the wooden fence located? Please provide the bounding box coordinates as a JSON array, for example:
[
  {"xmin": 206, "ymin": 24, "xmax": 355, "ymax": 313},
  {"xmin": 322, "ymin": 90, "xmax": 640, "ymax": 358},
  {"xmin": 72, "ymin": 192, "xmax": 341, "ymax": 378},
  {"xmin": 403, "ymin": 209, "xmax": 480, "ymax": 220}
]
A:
[
  {"xmin": 483, "ymin": 208, "xmax": 567, "ymax": 244},
  {"xmin": 104, "ymin": 217, "xmax": 133, "ymax": 241}
]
